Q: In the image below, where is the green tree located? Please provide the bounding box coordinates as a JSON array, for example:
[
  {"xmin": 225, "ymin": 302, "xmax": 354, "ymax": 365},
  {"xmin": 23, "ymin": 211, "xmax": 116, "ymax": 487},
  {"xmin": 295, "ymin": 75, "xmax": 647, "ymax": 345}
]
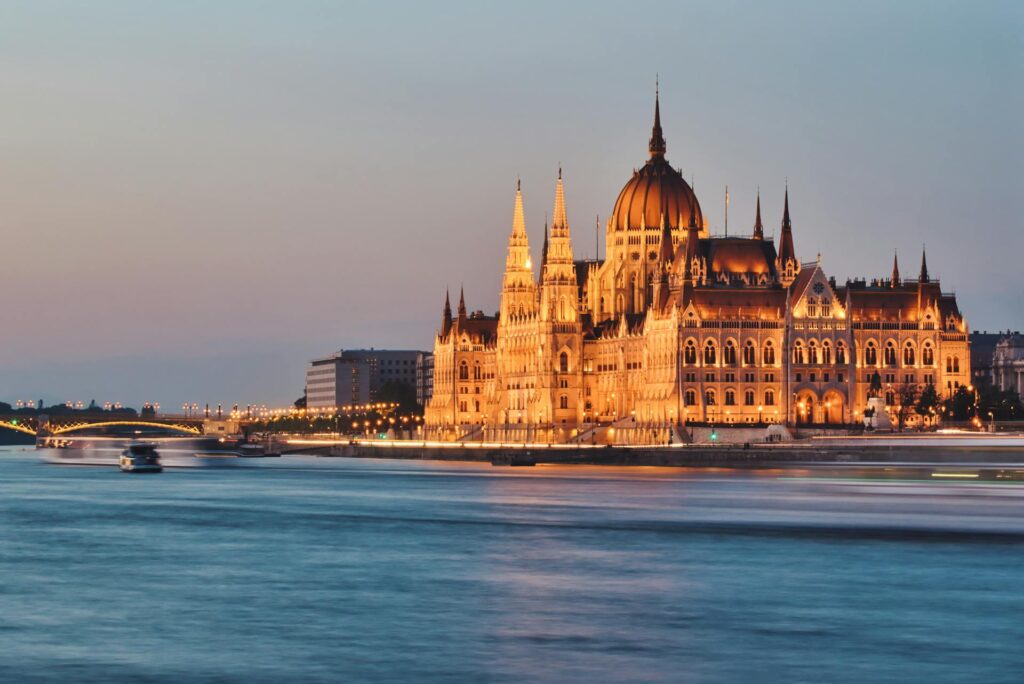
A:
[
  {"xmin": 916, "ymin": 383, "xmax": 940, "ymax": 426},
  {"xmin": 376, "ymin": 380, "xmax": 420, "ymax": 413},
  {"xmin": 895, "ymin": 382, "xmax": 919, "ymax": 431}
]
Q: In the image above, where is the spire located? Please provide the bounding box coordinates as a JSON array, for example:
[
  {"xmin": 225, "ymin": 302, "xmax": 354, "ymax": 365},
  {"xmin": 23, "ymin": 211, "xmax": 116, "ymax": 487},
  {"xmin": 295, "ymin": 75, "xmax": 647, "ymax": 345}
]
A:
[
  {"xmin": 649, "ymin": 78, "xmax": 666, "ymax": 159},
  {"xmin": 919, "ymin": 246, "xmax": 929, "ymax": 282},
  {"xmin": 753, "ymin": 188, "xmax": 763, "ymax": 239},
  {"xmin": 551, "ymin": 166, "xmax": 568, "ymax": 233},
  {"xmin": 457, "ymin": 286, "xmax": 467, "ymax": 319},
  {"xmin": 778, "ymin": 185, "xmax": 795, "ymax": 264},
  {"xmin": 441, "ymin": 289, "xmax": 452, "ymax": 336},
  {"xmin": 891, "ymin": 251, "xmax": 900, "ymax": 287},
  {"xmin": 512, "ymin": 178, "xmax": 526, "ymax": 237},
  {"xmin": 541, "ymin": 219, "xmax": 549, "ymax": 266},
  {"xmin": 658, "ymin": 206, "xmax": 674, "ymax": 265}
]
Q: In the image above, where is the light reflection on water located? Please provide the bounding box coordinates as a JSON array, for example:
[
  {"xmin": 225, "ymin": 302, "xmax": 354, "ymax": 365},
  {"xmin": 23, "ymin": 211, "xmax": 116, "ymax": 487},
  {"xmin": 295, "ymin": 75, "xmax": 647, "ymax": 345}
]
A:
[{"xmin": 1, "ymin": 448, "xmax": 1023, "ymax": 683}]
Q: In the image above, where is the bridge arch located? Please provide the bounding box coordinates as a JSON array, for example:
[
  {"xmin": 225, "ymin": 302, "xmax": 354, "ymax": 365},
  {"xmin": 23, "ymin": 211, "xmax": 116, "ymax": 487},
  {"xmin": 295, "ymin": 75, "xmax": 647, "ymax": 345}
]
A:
[{"xmin": 50, "ymin": 420, "xmax": 202, "ymax": 436}]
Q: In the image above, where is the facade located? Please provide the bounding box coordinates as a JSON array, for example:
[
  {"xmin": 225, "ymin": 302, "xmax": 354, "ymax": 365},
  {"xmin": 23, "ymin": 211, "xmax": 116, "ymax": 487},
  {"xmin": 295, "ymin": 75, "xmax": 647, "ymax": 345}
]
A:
[
  {"xmin": 415, "ymin": 352, "xmax": 435, "ymax": 407},
  {"xmin": 306, "ymin": 349, "xmax": 423, "ymax": 409},
  {"xmin": 992, "ymin": 334, "xmax": 1024, "ymax": 396},
  {"xmin": 969, "ymin": 331, "xmax": 1004, "ymax": 390},
  {"xmin": 425, "ymin": 94, "xmax": 971, "ymax": 443}
]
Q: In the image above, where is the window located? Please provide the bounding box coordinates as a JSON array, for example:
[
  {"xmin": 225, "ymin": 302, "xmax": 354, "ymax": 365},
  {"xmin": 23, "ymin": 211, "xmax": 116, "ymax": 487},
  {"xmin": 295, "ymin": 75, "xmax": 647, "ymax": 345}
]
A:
[
  {"xmin": 704, "ymin": 372, "xmax": 716, "ymax": 382},
  {"xmin": 885, "ymin": 391, "xmax": 895, "ymax": 406},
  {"xmin": 922, "ymin": 344, "xmax": 934, "ymax": 366},
  {"xmin": 744, "ymin": 389, "xmax": 755, "ymax": 406},
  {"xmin": 559, "ymin": 395, "xmax": 568, "ymax": 410},
  {"xmin": 793, "ymin": 341, "xmax": 805, "ymax": 365},
  {"xmin": 473, "ymin": 363, "xmax": 481, "ymax": 380},
  {"xmin": 946, "ymin": 356, "xmax": 953, "ymax": 373},
  {"xmin": 903, "ymin": 343, "xmax": 915, "ymax": 366},
  {"xmin": 808, "ymin": 341, "xmax": 818, "ymax": 365},
  {"xmin": 865, "ymin": 342, "xmax": 877, "ymax": 366},
  {"xmin": 764, "ymin": 389, "xmax": 776, "ymax": 406},
  {"xmin": 704, "ymin": 340, "xmax": 717, "ymax": 365},
  {"xmin": 795, "ymin": 372, "xmax": 802, "ymax": 382},
  {"xmin": 685, "ymin": 389, "xmax": 697, "ymax": 406},
  {"xmin": 724, "ymin": 340, "xmax": 737, "ymax": 366},
  {"xmin": 763, "ymin": 341, "xmax": 776, "ymax": 366},
  {"xmin": 836, "ymin": 342, "xmax": 846, "ymax": 366},
  {"xmin": 459, "ymin": 362, "xmax": 469, "ymax": 380},
  {"xmin": 884, "ymin": 341, "xmax": 897, "ymax": 367},
  {"xmin": 684, "ymin": 341, "xmax": 697, "ymax": 365},
  {"xmin": 705, "ymin": 389, "xmax": 716, "ymax": 406},
  {"xmin": 725, "ymin": 389, "xmax": 736, "ymax": 406},
  {"xmin": 822, "ymin": 341, "xmax": 832, "ymax": 365},
  {"xmin": 559, "ymin": 352, "xmax": 569, "ymax": 373},
  {"xmin": 743, "ymin": 341, "xmax": 756, "ymax": 366},
  {"xmin": 953, "ymin": 356, "xmax": 960, "ymax": 373},
  {"xmin": 807, "ymin": 296, "xmax": 817, "ymax": 317},
  {"xmin": 838, "ymin": 373, "xmax": 844, "ymax": 383}
]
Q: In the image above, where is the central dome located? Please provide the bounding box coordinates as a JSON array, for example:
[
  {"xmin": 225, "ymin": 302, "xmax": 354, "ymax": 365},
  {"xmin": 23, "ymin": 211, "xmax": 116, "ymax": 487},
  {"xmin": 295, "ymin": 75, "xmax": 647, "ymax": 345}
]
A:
[{"xmin": 610, "ymin": 93, "xmax": 703, "ymax": 232}]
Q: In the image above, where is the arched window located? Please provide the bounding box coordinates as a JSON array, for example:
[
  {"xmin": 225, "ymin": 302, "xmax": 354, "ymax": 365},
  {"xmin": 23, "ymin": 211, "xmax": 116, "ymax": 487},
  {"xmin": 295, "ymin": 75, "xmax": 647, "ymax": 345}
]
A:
[
  {"xmin": 684, "ymin": 340, "xmax": 697, "ymax": 365},
  {"xmin": 704, "ymin": 389, "xmax": 716, "ymax": 406},
  {"xmin": 808, "ymin": 340, "xmax": 818, "ymax": 365},
  {"xmin": 820, "ymin": 298, "xmax": 831, "ymax": 316},
  {"xmin": 459, "ymin": 361, "xmax": 469, "ymax": 380},
  {"xmin": 946, "ymin": 356, "xmax": 952, "ymax": 373},
  {"xmin": 685, "ymin": 389, "xmax": 697, "ymax": 406},
  {"xmin": 903, "ymin": 342, "xmax": 915, "ymax": 366},
  {"xmin": 744, "ymin": 389, "xmax": 755, "ymax": 406},
  {"xmin": 559, "ymin": 395, "xmax": 568, "ymax": 410},
  {"xmin": 559, "ymin": 352, "xmax": 569, "ymax": 373},
  {"xmin": 953, "ymin": 356, "xmax": 960, "ymax": 373},
  {"xmin": 884, "ymin": 341, "xmax": 897, "ymax": 367},
  {"xmin": 865, "ymin": 342, "xmax": 878, "ymax": 366},
  {"xmin": 743, "ymin": 341, "xmax": 756, "ymax": 366},
  {"xmin": 724, "ymin": 340, "xmax": 737, "ymax": 366},
  {"xmin": 806, "ymin": 297, "xmax": 817, "ymax": 317},
  {"xmin": 704, "ymin": 340, "xmax": 717, "ymax": 366},
  {"xmin": 821, "ymin": 341, "xmax": 832, "ymax": 365},
  {"xmin": 763, "ymin": 341, "xmax": 776, "ymax": 366},
  {"xmin": 836, "ymin": 342, "xmax": 847, "ymax": 366},
  {"xmin": 923, "ymin": 344, "xmax": 934, "ymax": 366},
  {"xmin": 725, "ymin": 389, "xmax": 736, "ymax": 406},
  {"xmin": 764, "ymin": 389, "xmax": 775, "ymax": 406},
  {"xmin": 793, "ymin": 340, "xmax": 805, "ymax": 365},
  {"xmin": 473, "ymin": 363, "xmax": 481, "ymax": 380}
]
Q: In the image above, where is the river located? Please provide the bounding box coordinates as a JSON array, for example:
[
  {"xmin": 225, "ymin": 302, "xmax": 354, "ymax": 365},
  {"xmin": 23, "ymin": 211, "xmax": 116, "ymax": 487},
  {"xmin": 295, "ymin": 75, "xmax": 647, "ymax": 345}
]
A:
[{"xmin": 1, "ymin": 447, "xmax": 1022, "ymax": 683}]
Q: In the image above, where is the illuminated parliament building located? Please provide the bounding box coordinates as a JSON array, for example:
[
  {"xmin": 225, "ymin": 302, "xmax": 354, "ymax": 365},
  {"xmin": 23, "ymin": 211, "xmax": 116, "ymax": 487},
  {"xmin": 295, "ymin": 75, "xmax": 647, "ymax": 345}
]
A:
[{"xmin": 425, "ymin": 92, "xmax": 970, "ymax": 443}]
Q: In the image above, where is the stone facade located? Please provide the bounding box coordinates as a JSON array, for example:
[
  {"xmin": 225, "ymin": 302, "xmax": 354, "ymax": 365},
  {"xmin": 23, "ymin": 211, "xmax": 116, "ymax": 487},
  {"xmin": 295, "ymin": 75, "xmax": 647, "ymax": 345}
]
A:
[{"xmin": 425, "ymin": 96, "xmax": 971, "ymax": 443}]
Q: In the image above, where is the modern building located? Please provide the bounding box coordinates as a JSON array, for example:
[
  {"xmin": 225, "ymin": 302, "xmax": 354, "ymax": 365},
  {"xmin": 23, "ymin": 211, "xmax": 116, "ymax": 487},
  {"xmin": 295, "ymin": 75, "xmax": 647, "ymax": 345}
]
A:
[
  {"xmin": 425, "ymin": 91, "xmax": 971, "ymax": 443},
  {"xmin": 306, "ymin": 349, "xmax": 424, "ymax": 409},
  {"xmin": 969, "ymin": 331, "xmax": 1004, "ymax": 390},
  {"xmin": 415, "ymin": 352, "xmax": 434, "ymax": 408},
  {"xmin": 992, "ymin": 333, "xmax": 1024, "ymax": 396}
]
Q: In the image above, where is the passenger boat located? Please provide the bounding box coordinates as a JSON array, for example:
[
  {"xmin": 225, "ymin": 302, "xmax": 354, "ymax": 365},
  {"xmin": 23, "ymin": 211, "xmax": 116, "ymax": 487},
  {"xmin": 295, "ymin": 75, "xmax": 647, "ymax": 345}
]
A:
[
  {"xmin": 119, "ymin": 443, "xmax": 162, "ymax": 473},
  {"xmin": 38, "ymin": 434, "xmax": 246, "ymax": 468}
]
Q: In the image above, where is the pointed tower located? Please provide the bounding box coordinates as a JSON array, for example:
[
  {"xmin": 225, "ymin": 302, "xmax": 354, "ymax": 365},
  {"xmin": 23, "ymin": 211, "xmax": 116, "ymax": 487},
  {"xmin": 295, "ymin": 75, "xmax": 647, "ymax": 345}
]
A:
[
  {"xmin": 919, "ymin": 247, "xmax": 929, "ymax": 283},
  {"xmin": 654, "ymin": 207, "xmax": 674, "ymax": 311},
  {"xmin": 499, "ymin": 180, "xmax": 538, "ymax": 321},
  {"xmin": 891, "ymin": 251, "xmax": 900, "ymax": 288},
  {"xmin": 753, "ymin": 190, "xmax": 764, "ymax": 240},
  {"xmin": 540, "ymin": 168, "xmax": 579, "ymax": 323},
  {"xmin": 457, "ymin": 286, "xmax": 467, "ymax": 320},
  {"xmin": 776, "ymin": 186, "xmax": 799, "ymax": 287},
  {"xmin": 441, "ymin": 289, "xmax": 452, "ymax": 337},
  {"xmin": 649, "ymin": 80, "xmax": 666, "ymax": 159}
]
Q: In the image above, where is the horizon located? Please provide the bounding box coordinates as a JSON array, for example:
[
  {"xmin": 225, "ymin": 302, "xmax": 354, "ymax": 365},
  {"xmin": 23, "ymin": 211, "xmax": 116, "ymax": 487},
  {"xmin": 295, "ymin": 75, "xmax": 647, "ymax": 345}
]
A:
[{"xmin": 1, "ymin": 1, "xmax": 1021, "ymax": 408}]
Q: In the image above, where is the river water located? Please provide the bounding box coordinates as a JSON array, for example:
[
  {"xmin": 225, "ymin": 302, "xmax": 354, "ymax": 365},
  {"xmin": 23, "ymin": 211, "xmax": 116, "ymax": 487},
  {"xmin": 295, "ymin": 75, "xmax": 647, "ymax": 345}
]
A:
[{"xmin": 1, "ymin": 447, "xmax": 1022, "ymax": 683}]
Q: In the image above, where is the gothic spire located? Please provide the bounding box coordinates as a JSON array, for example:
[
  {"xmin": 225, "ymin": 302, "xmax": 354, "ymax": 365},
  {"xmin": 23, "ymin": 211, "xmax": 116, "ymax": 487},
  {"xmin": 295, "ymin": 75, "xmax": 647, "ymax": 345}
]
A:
[
  {"xmin": 512, "ymin": 178, "xmax": 526, "ymax": 237},
  {"xmin": 551, "ymin": 166, "xmax": 568, "ymax": 233},
  {"xmin": 457, "ymin": 286, "xmax": 467, "ymax": 319},
  {"xmin": 649, "ymin": 79, "xmax": 666, "ymax": 159},
  {"xmin": 658, "ymin": 205, "xmax": 674, "ymax": 265},
  {"xmin": 919, "ymin": 246, "xmax": 929, "ymax": 283},
  {"xmin": 778, "ymin": 185, "xmax": 796, "ymax": 266},
  {"xmin": 441, "ymin": 289, "xmax": 452, "ymax": 336},
  {"xmin": 891, "ymin": 251, "xmax": 900, "ymax": 288},
  {"xmin": 541, "ymin": 219, "xmax": 549, "ymax": 266},
  {"xmin": 753, "ymin": 189, "xmax": 763, "ymax": 240}
]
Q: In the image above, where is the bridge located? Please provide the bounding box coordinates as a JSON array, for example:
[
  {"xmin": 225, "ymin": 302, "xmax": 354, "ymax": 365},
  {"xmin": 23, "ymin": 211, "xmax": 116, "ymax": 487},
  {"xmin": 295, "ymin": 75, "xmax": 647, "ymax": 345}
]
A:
[{"xmin": 0, "ymin": 413, "xmax": 236, "ymax": 437}]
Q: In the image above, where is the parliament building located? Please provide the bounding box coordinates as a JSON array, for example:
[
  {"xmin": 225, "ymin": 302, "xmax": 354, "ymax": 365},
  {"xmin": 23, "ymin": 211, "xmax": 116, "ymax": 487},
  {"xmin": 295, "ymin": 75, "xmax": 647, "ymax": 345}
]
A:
[{"xmin": 424, "ymin": 93, "xmax": 971, "ymax": 443}]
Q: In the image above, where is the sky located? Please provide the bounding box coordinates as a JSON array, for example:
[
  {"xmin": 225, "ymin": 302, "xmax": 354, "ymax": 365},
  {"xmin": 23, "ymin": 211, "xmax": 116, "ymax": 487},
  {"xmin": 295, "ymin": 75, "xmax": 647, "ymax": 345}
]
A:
[{"xmin": 0, "ymin": 0, "xmax": 1021, "ymax": 409}]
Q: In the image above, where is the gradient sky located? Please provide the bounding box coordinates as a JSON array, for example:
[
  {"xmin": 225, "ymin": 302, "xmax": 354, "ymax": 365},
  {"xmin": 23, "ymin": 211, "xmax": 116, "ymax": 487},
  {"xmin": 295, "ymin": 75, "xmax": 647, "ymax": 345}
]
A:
[{"xmin": 1, "ymin": 0, "xmax": 1021, "ymax": 409}]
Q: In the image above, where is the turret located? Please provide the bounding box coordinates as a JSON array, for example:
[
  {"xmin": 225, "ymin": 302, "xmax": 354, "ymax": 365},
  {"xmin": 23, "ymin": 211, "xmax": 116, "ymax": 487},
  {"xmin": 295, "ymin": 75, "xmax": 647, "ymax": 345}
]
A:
[
  {"xmin": 919, "ymin": 247, "xmax": 929, "ymax": 283},
  {"xmin": 753, "ymin": 190, "xmax": 763, "ymax": 240},
  {"xmin": 540, "ymin": 169, "xmax": 579, "ymax": 322},
  {"xmin": 499, "ymin": 180, "xmax": 537, "ymax": 320},
  {"xmin": 441, "ymin": 289, "xmax": 452, "ymax": 337},
  {"xmin": 457, "ymin": 286, "xmax": 467, "ymax": 321},
  {"xmin": 891, "ymin": 251, "xmax": 900, "ymax": 288},
  {"xmin": 776, "ymin": 186, "xmax": 798, "ymax": 287}
]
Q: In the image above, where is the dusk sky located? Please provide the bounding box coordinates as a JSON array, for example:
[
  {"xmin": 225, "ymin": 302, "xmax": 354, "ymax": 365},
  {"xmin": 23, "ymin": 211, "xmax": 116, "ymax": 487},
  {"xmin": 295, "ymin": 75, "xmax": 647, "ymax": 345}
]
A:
[{"xmin": 1, "ymin": 1, "xmax": 1021, "ymax": 409}]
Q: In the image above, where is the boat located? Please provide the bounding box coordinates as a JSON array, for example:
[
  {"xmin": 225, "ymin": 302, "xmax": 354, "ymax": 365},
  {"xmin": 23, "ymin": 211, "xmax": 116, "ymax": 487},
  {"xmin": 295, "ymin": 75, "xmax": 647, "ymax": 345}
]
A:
[
  {"xmin": 490, "ymin": 451, "xmax": 537, "ymax": 467},
  {"xmin": 38, "ymin": 434, "xmax": 247, "ymax": 468},
  {"xmin": 119, "ymin": 443, "xmax": 162, "ymax": 473}
]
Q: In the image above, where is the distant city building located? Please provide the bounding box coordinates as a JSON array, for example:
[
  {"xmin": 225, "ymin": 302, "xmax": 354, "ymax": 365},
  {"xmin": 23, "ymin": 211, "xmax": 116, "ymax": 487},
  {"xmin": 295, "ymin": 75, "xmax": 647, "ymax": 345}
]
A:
[
  {"xmin": 969, "ymin": 331, "xmax": 1004, "ymax": 389},
  {"xmin": 306, "ymin": 349, "xmax": 424, "ymax": 409},
  {"xmin": 993, "ymin": 333, "xmax": 1024, "ymax": 396},
  {"xmin": 425, "ymin": 91, "xmax": 971, "ymax": 443},
  {"xmin": 415, "ymin": 352, "xmax": 434, "ymax": 407}
]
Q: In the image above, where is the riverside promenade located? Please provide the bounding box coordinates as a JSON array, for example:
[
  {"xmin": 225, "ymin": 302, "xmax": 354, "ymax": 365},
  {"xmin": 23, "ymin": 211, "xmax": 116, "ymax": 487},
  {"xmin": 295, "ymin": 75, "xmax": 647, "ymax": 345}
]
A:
[{"xmin": 271, "ymin": 433, "xmax": 1024, "ymax": 469}]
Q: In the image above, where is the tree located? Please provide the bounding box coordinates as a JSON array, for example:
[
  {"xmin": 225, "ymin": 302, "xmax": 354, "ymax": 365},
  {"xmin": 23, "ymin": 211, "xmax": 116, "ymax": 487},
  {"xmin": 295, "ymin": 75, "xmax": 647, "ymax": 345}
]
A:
[
  {"xmin": 376, "ymin": 380, "xmax": 420, "ymax": 413},
  {"xmin": 916, "ymin": 383, "xmax": 940, "ymax": 427},
  {"xmin": 895, "ymin": 381, "xmax": 919, "ymax": 431},
  {"xmin": 942, "ymin": 386, "xmax": 974, "ymax": 421},
  {"xmin": 294, "ymin": 393, "xmax": 307, "ymax": 409}
]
